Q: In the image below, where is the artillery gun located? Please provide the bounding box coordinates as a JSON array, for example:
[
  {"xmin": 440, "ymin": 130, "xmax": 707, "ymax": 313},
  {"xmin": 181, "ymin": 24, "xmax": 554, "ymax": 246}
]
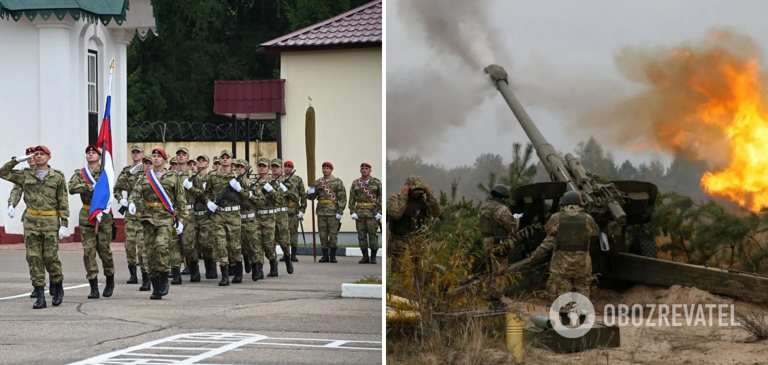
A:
[{"xmin": 483, "ymin": 64, "xmax": 768, "ymax": 302}]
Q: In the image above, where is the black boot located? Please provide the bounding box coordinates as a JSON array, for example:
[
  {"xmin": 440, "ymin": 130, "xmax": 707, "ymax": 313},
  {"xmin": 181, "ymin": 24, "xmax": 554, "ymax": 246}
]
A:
[
  {"xmin": 204, "ymin": 259, "xmax": 214, "ymax": 279},
  {"xmin": 52, "ymin": 282, "xmax": 63, "ymax": 306},
  {"xmin": 103, "ymin": 275, "xmax": 115, "ymax": 297},
  {"xmin": 30, "ymin": 288, "xmax": 37, "ymax": 298},
  {"xmin": 181, "ymin": 264, "xmax": 189, "ymax": 275},
  {"xmin": 168, "ymin": 270, "xmax": 174, "ymax": 278},
  {"xmin": 127, "ymin": 264, "xmax": 138, "ymax": 284},
  {"xmin": 279, "ymin": 254, "xmax": 287, "ymax": 262},
  {"xmin": 140, "ymin": 272, "xmax": 151, "ymax": 291},
  {"xmin": 209, "ymin": 259, "xmax": 218, "ymax": 279},
  {"xmin": 244, "ymin": 255, "xmax": 251, "ymax": 273},
  {"xmin": 232, "ymin": 261, "xmax": 243, "ymax": 284},
  {"xmin": 219, "ymin": 265, "xmax": 230, "ymax": 286},
  {"xmin": 228, "ymin": 265, "xmax": 234, "ymax": 276},
  {"xmin": 319, "ymin": 249, "xmax": 329, "ymax": 263},
  {"xmin": 171, "ymin": 267, "xmax": 182, "ymax": 285},
  {"xmin": 285, "ymin": 253, "xmax": 294, "ymax": 275},
  {"xmin": 370, "ymin": 249, "xmax": 378, "ymax": 264},
  {"xmin": 49, "ymin": 277, "xmax": 54, "ymax": 297},
  {"xmin": 87, "ymin": 279, "xmax": 99, "ymax": 299},
  {"xmin": 32, "ymin": 286, "xmax": 46, "ymax": 309},
  {"xmin": 190, "ymin": 261, "xmax": 201, "ymax": 282},
  {"xmin": 330, "ymin": 248, "xmax": 338, "ymax": 263},
  {"xmin": 150, "ymin": 277, "xmax": 162, "ymax": 300},
  {"xmin": 291, "ymin": 246, "xmax": 299, "ymax": 262},
  {"xmin": 359, "ymin": 249, "xmax": 370, "ymax": 264},
  {"xmin": 252, "ymin": 262, "xmax": 263, "ymax": 281},
  {"xmin": 267, "ymin": 259, "xmax": 279, "ymax": 277},
  {"xmin": 160, "ymin": 273, "xmax": 169, "ymax": 296}
]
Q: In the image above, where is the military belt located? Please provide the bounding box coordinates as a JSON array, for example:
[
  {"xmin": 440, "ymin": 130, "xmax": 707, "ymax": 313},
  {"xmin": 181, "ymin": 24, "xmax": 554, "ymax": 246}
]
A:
[
  {"xmin": 318, "ymin": 200, "xmax": 334, "ymax": 204},
  {"xmin": 82, "ymin": 205, "xmax": 90, "ymax": 210},
  {"xmin": 185, "ymin": 204, "xmax": 194, "ymax": 210},
  {"xmin": 194, "ymin": 211, "xmax": 206, "ymax": 217},
  {"xmin": 356, "ymin": 203, "xmax": 374, "ymax": 207},
  {"xmin": 241, "ymin": 213, "xmax": 256, "ymax": 219},
  {"xmin": 146, "ymin": 202, "xmax": 163, "ymax": 207},
  {"xmin": 218, "ymin": 206, "xmax": 240, "ymax": 212},
  {"xmin": 26, "ymin": 208, "xmax": 57, "ymax": 216},
  {"xmin": 257, "ymin": 208, "xmax": 286, "ymax": 215}
]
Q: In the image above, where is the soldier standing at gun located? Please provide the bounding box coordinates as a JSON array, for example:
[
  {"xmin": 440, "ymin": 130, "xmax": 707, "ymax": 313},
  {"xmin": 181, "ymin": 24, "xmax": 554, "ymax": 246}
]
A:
[
  {"xmin": 270, "ymin": 159, "xmax": 296, "ymax": 274},
  {"xmin": 203, "ymin": 149, "xmax": 251, "ymax": 285},
  {"xmin": 478, "ymin": 184, "xmax": 522, "ymax": 305},
  {"xmin": 282, "ymin": 161, "xmax": 306, "ymax": 263},
  {"xmin": 528, "ymin": 191, "xmax": 597, "ymax": 325},
  {"xmin": 308, "ymin": 162, "xmax": 346, "ymax": 263},
  {"xmin": 194, "ymin": 154, "xmax": 218, "ymax": 280},
  {"xmin": 386, "ymin": 175, "xmax": 441, "ymax": 275},
  {"xmin": 127, "ymin": 148, "xmax": 187, "ymax": 300},
  {"xmin": 172, "ymin": 146, "xmax": 201, "ymax": 284},
  {"xmin": 252, "ymin": 157, "xmax": 286, "ymax": 277},
  {"xmin": 69, "ymin": 145, "xmax": 117, "ymax": 299},
  {"xmin": 348, "ymin": 162, "xmax": 382, "ymax": 264},
  {"xmin": 114, "ymin": 145, "xmax": 145, "ymax": 287},
  {"xmin": 0, "ymin": 145, "xmax": 69, "ymax": 309}
]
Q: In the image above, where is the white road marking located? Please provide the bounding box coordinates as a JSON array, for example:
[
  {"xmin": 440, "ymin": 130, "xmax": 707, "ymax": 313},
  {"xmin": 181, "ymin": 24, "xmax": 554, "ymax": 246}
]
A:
[
  {"xmin": 0, "ymin": 283, "xmax": 89, "ymax": 301},
  {"xmin": 67, "ymin": 332, "xmax": 382, "ymax": 364}
]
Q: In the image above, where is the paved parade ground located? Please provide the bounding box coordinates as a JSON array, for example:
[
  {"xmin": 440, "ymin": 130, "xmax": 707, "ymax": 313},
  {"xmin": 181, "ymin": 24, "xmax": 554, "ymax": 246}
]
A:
[{"xmin": 0, "ymin": 243, "xmax": 383, "ymax": 365}]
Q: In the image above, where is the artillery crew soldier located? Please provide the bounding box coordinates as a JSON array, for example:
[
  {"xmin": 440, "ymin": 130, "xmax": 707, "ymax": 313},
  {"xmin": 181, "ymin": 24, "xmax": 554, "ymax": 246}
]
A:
[
  {"xmin": 528, "ymin": 191, "xmax": 598, "ymax": 325},
  {"xmin": 114, "ymin": 145, "xmax": 146, "ymax": 287},
  {"xmin": 0, "ymin": 145, "xmax": 69, "ymax": 309},
  {"xmin": 127, "ymin": 148, "xmax": 187, "ymax": 299},
  {"xmin": 348, "ymin": 162, "xmax": 382, "ymax": 264},
  {"xmin": 477, "ymin": 184, "xmax": 521, "ymax": 304},
  {"xmin": 386, "ymin": 175, "xmax": 441, "ymax": 275},
  {"xmin": 308, "ymin": 162, "xmax": 346, "ymax": 263},
  {"xmin": 282, "ymin": 161, "xmax": 306, "ymax": 263}
]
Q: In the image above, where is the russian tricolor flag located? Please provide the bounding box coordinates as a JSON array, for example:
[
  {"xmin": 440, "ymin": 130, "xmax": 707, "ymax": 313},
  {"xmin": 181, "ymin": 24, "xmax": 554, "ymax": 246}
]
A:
[{"xmin": 88, "ymin": 64, "xmax": 116, "ymax": 224}]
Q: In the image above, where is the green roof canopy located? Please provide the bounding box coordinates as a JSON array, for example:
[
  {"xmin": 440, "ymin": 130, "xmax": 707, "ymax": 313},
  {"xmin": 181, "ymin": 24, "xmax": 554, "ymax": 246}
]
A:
[{"xmin": 0, "ymin": 0, "xmax": 131, "ymax": 26}]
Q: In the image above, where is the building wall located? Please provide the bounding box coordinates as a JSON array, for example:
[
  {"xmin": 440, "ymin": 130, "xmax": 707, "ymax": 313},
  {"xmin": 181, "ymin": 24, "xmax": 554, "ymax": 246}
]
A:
[{"xmin": 279, "ymin": 47, "xmax": 383, "ymax": 233}]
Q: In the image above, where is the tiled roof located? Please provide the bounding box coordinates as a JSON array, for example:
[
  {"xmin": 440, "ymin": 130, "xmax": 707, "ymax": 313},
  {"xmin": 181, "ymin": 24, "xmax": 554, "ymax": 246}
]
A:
[
  {"xmin": 213, "ymin": 80, "xmax": 286, "ymax": 115},
  {"xmin": 260, "ymin": 0, "xmax": 381, "ymax": 50}
]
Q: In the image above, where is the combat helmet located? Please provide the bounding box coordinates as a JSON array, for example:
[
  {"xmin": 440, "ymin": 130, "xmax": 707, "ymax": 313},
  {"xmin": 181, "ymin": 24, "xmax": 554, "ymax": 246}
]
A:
[
  {"xmin": 562, "ymin": 191, "xmax": 584, "ymax": 207},
  {"xmin": 490, "ymin": 184, "xmax": 509, "ymax": 200}
]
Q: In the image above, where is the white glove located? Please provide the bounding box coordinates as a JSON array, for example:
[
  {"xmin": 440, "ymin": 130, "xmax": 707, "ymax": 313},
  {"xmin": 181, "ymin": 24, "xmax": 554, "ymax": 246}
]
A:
[
  {"xmin": 308, "ymin": 187, "xmax": 315, "ymax": 195},
  {"xmin": 15, "ymin": 154, "xmax": 34, "ymax": 163},
  {"xmin": 207, "ymin": 201, "xmax": 218, "ymax": 212},
  {"xmin": 513, "ymin": 213, "xmax": 523, "ymax": 219},
  {"xmin": 96, "ymin": 212, "xmax": 103, "ymax": 223},
  {"xmin": 203, "ymin": 182, "xmax": 207, "ymax": 190},
  {"xmin": 128, "ymin": 202, "xmax": 137, "ymax": 215},
  {"xmin": 119, "ymin": 198, "xmax": 128, "ymax": 207},
  {"xmin": 58, "ymin": 227, "xmax": 66, "ymax": 240},
  {"xmin": 249, "ymin": 191, "xmax": 253, "ymax": 199},
  {"xmin": 264, "ymin": 183, "xmax": 273, "ymax": 192},
  {"xmin": 297, "ymin": 212, "xmax": 304, "ymax": 219},
  {"xmin": 351, "ymin": 213, "xmax": 359, "ymax": 220},
  {"xmin": 229, "ymin": 178, "xmax": 242, "ymax": 192},
  {"xmin": 7, "ymin": 205, "xmax": 14, "ymax": 219},
  {"xmin": 375, "ymin": 213, "xmax": 382, "ymax": 221},
  {"xmin": 175, "ymin": 222, "xmax": 184, "ymax": 235},
  {"xmin": 336, "ymin": 214, "xmax": 342, "ymax": 220},
  {"xmin": 183, "ymin": 179, "xmax": 193, "ymax": 190},
  {"xmin": 280, "ymin": 183, "xmax": 287, "ymax": 192}
]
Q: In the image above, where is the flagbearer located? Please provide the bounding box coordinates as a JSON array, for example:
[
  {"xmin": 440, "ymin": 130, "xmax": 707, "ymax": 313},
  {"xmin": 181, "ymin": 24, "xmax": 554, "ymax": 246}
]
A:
[
  {"xmin": 128, "ymin": 148, "xmax": 187, "ymax": 300},
  {"xmin": 69, "ymin": 145, "xmax": 116, "ymax": 299},
  {"xmin": 348, "ymin": 162, "xmax": 382, "ymax": 264}
]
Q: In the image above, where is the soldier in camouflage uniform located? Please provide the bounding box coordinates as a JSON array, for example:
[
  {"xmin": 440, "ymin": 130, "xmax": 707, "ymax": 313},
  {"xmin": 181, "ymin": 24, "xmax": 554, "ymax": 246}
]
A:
[
  {"xmin": 348, "ymin": 162, "xmax": 382, "ymax": 264},
  {"xmin": 173, "ymin": 146, "xmax": 202, "ymax": 284},
  {"xmin": 477, "ymin": 184, "xmax": 521, "ymax": 303},
  {"xmin": 169, "ymin": 157, "xmax": 177, "ymax": 171},
  {"xmin": 251, "ymin": 157, "xmax": 287, "ymax": 277},
  {"xmin": 0, "ymin": 145, "xmax": 69, "ymax": 309},
  {"xmin": 308, "ymin": 162, "xmax": 346, "ymax": 263},
  {"xmin": 69, "ymin": 145, "xmax": 117, "ymax": 299},
  {"xmin": 127, "ymin": 148, "xmax": 187, "ymax": 300},
  {"xmin": 211, "ymin": 156, "xmax": 220, "ymax": 171},
  {"xmin": 194, "ymin": 154, "xmax": 218, "ymax": 279},
  {"xmin": 203, "ymin": 149, "xmax": 251, "ymax": 285},
  {"xmin": 114, "ymin": 145, "xmax": 145, "ymax": 287},
  {"xmin": 386, "ymin": 175, "xmax": 441, "ymax": 275},
  {"xmin": 282, "ymin": 161, "xmax": 306, "ymax": 263},
  {"xmin": 235, "ymin": 159, "xmax": 270, "ymax": 281},
  {"xmin": 271, "ymin": 159, "xmax": 297, "ymax": 273},
  {"xmin": 528, "ymin": 191, "xmax": 597, "ymax": 324}
]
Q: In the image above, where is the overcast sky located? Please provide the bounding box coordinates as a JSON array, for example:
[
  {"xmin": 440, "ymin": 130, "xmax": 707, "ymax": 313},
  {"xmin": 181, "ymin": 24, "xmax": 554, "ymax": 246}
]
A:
[{"xmin": 386, "ymin": 0, "xmax": 768, "ymax": 169}]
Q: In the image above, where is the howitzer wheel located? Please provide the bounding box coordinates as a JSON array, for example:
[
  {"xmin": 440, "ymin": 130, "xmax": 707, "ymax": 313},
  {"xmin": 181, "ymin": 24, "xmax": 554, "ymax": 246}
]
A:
[{"xmin": 629, "ymin": 235, "xmax": 657, "ymax": 258}]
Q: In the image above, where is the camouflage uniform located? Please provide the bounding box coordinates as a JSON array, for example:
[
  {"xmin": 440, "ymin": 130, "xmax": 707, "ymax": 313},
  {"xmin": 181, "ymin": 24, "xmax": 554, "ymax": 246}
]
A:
[
  {"xmin": 68, "ymin": 165, "xmax": 116, "ymax": 290},
  {"xmin": 272, "ymin": 159, "xmax": 299, "ymax": 271},
  {"xmin": 348, "ymin": 173, "xmax": 382, "ymax": 263},
  {"xmin": 195, "ymin": 167, "xmax": 218, "ymax": 279},
  {"xmin": 114, "ymin": 160, "xmax": 147, "ymax": 286},
  {"xmin": 252, "ymin": 158, "xmax": 289, "ymax": 277},
  {"xmin": 175, "ymin": 160, "xmax": 204, "ymax": 283},
  {"xmin": 528, "ymin": 204, "xmax": 597, "ymax": 314},
  {"xmin": 285, "ymin": 164, "xmax": 307, "ymax": 262},
  {"xmin": 0, "ymin": 155, "xmax": 69, "ymax": 308},
  {"xmin": 311, "ymin": 172, "xmax": 346, "ymax": 262},
  {"xmin": 8, "ymin": 179, "xmax": 23, "ymax": 208},
  {"xmin": 203, "ymin": 150, "xmax": 251, "ymax": 285},
  {"xmin": 238, "ymin": 162, "xmax": 269, "ymax": 280},
  {"xmin": 386, "ymin": 175, "xmax": 441, "ymax": 275},
  {"xmin": 129, "ymin": 160, "xmax": 188, "ymax": 299},
  {"xmin": 478, "ymin": 195, "xmax": 519, "ymax": 299}
]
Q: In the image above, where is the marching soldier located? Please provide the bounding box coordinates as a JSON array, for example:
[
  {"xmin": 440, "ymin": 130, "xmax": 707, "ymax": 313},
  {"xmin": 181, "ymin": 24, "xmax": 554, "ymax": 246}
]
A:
[
  {"xmin": 0, "ymin": 145, "xmax": 69, "ymax": 309},
  {"xmin": 386, "ymin": 175, "xmax": 441, "ymax": 275},
  {"xmin": 194, "ymin": 154, "xmax": 218, "ymax": 280},
  {"xmin": 477, "ymin": 184, "xmax": 521, "ymax": 304},
  {"xmin": 203, "ymin": 149, "xmax": 250, "ymax": 285},
  {"xmin": 114, "ymin": 145, "xmax": 145, "ymax": 287},
  {"xmin": 282, "ymin": 161, "xmax": 306, "ymax": 263},
  {"xmin": 211, "ymin": 156, "xmax": 221, "ymax": 171},
  {"xmin": 348, "ymin": 162, "xmax": 382, "ymax": 264},
  {"xmin": 173, "ymin": 146, "xmax": 201, "ymax": 284},
  {"xmin": 127, "ymin": 148, "xmax": 187, "ymax": 300},
  {"xmin": 252, "ymin": 157, "xmax": 287, "ymax": 277},
  {"xmin": 271, "ymin": 159, "xmax": 297, "ymax": 273},
  {"xmin": 169, "ymin": 157, "xmax": 177, "ymax": 171},
  {"xmin": 235, "ymin": 159, "xmax": 269, "ymax": 281},
  {"xmin": 307, "ymin": 162, "xmax": 346, "ymax": 263},
  {"xmin": 68, "ymin": 145, "xmax": 117, "ymax": 299}
]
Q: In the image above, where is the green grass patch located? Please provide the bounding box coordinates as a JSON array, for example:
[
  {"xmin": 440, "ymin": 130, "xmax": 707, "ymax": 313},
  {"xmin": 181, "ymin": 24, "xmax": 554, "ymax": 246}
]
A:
[{"xmin": 355, "ymin": 275, "xmax": 382, "ymax": 284}]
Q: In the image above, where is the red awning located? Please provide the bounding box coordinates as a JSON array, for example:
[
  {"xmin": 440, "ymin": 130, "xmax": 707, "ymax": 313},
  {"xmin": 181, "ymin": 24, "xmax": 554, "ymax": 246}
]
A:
[{"xmin": 214, "ymin": 79, "xmax": 286, "ymax": 119}]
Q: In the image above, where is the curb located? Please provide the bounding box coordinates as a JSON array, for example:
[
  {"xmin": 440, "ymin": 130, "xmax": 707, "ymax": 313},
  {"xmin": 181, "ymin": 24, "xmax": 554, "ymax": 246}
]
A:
[
  {"xmin": 341, "ymin": 283, "xmax": 382, "ymax": 298},
  {"xmin": 275, "ymin": 246, "xmax": 383, "ymax": 257}
]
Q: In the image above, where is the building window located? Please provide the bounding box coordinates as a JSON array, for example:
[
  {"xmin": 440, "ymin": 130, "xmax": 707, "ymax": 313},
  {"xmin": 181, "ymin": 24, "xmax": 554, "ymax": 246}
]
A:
[{"xmin": 88, "ymin": 50, "xmax": 98, "ymax": 113}]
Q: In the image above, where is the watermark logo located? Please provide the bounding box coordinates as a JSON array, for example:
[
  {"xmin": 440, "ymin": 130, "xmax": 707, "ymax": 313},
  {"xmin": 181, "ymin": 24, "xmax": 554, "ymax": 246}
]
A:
[{"xmin": 548, "ymin": 292, "xmax": 596, "ymax": 338}]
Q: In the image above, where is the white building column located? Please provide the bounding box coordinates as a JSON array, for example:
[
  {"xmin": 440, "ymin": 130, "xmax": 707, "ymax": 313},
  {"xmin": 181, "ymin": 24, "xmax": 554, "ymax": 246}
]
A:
[
  {"xmin": 111, "ymin": 29, "xmax": 133, "ymax": 217},
  {"xmin": 36, "ymin": 21, "xmax": 73, "ymax": 158}
]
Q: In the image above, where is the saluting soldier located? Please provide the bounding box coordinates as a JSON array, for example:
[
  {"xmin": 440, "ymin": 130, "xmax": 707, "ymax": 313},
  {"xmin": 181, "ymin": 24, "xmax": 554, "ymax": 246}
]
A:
[
  {"xmin": 348, "ymin": 163, "xmax": 382, "ymax": 264},
  {"xmin": 307, "ymin": 162, "xmax": 346, "ymax": 263},
  {"xmin": 282, "ymin": 161, "xmax": 306, "ymax": 263},
  {"xmin": 114, "ymin": 145, "xmax": 145, "ymax": 286},
  {"xmin": 127, "ymin": 148, "xmax": 187, "ymax": 300},
  {"xmin": 68, "ymin": 145, "xmax": 117, "ymax": 299},
  {"xmin": 0, "ymin": 145, "xmax": 69, "ymax": 309}
]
